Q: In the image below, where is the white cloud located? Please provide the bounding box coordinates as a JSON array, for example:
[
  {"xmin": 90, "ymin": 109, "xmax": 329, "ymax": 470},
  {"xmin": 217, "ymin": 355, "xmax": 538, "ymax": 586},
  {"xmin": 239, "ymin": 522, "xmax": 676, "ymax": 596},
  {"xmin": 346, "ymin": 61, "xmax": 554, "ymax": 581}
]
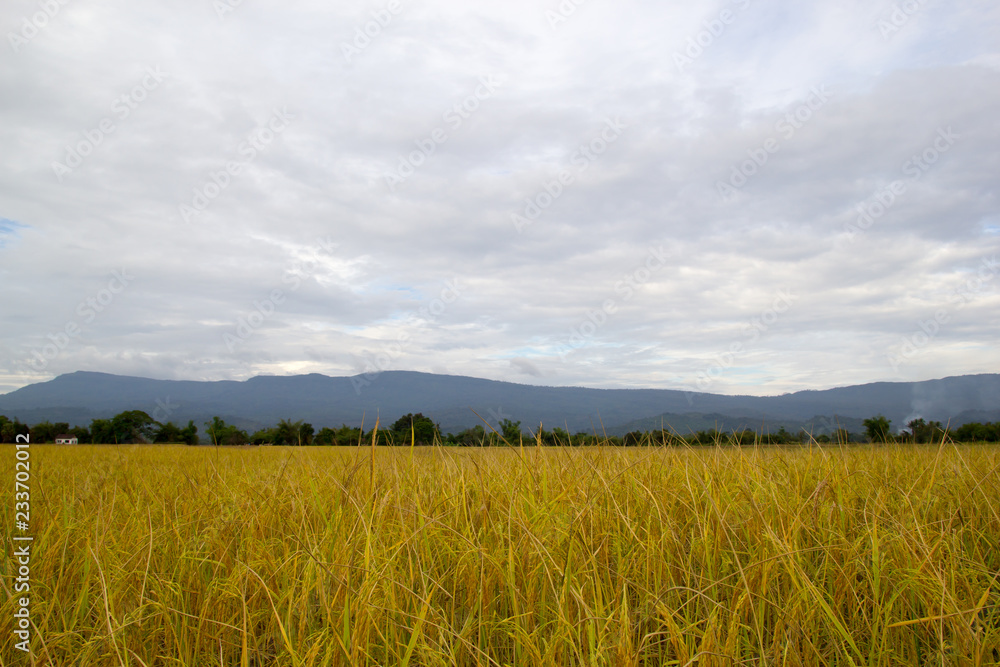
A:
[{"xmin": 1, "ymin": 0, "xmax": 997, "ymax": 396}]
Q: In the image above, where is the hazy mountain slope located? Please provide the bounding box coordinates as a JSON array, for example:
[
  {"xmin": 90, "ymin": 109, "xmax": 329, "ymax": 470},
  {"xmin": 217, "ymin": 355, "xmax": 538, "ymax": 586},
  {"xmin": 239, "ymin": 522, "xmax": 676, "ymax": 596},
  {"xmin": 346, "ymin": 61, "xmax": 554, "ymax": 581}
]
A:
[{"xmin": 0, "ymin": 371, "xmax": 996, "ymax": 435}]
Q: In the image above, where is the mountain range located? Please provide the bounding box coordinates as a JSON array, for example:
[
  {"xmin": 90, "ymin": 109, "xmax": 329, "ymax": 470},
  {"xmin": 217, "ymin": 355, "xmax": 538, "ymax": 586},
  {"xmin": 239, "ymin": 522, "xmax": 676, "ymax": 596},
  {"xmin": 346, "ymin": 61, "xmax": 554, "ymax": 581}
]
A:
[{"xmin": 1, "ymin": 371, "xmax": 998, "ymax": 436}]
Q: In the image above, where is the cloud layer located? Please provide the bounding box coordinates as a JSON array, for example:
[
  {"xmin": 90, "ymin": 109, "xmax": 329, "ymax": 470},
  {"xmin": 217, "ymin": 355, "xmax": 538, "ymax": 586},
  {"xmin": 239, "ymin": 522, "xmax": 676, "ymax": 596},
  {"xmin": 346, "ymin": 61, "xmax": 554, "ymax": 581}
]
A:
[{"xmin": 1, "ymin": 0, "xmax": 998, "ymax": 395}]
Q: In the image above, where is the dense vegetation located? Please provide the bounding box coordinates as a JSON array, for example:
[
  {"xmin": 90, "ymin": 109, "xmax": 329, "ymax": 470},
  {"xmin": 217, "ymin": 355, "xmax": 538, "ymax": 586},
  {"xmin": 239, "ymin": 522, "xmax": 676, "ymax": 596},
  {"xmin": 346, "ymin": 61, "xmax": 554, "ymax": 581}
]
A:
[
  {"xmin": 3, "ymin": 411, "xmax": 1000, "ymax": 446},
  {"xmin": 2, "ymin": 442, "xmax": 998, "ymax": 665}
]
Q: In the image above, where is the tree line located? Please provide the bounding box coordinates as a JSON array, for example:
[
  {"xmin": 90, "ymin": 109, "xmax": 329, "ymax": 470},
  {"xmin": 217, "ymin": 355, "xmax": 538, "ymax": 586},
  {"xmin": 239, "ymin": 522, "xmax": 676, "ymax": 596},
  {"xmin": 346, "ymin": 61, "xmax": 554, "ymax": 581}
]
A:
[
  {"xmin": 2, "ymin": 411, "xmax": 998, "ymax": 446},
  {"xmin": 861, "ymin": 415, "xmax": 1000, "ymax": 444}
]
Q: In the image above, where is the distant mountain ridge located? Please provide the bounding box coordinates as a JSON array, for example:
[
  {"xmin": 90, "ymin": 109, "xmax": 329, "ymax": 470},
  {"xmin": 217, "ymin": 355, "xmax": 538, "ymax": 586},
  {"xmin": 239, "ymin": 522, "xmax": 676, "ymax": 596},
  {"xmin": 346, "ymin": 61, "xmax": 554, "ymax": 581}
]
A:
[{"xmin": 0, "ymin": 371, "xmax": 997, "ymax": 436}]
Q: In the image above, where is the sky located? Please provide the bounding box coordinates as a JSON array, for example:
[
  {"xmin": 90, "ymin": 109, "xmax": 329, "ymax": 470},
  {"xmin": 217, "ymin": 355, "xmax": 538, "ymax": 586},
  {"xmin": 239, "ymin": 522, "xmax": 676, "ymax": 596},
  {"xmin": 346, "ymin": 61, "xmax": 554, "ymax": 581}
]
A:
[{"xmin": 1, "ymin": 0, "xmax": 998, "ymax": 397}]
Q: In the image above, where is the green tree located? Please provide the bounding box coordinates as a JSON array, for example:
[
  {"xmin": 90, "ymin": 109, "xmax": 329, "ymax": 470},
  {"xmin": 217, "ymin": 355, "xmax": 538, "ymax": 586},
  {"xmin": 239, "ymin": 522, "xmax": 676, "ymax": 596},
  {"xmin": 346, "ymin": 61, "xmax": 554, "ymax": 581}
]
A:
[
  {"xmin": 112, "ymin": 410, "xmax": 158, "ymax": 443},
  {"xmin": 374, "ymin": 428, "xmax": 396, "ymax": 446},
  {"xmin": 250, "ymin": 427, "xmax": 275, "ymax": 445},
  {"xmin": 906, "ymin": 418, "xmax": 934, "ymax": 443},
  {"xmin": 833, "ymin": 428, "xmax": 851, "ymax": 445},
  {"xmin": 690, "ymin": 429, "xmax": 720, "ymax": 446},
  {"xmin": 180, "ymin": 420, "xmax": 199, "ymax": 445},
  {"xmin": 314, "ymin": 427, "xmax": 336, "ymax": 446},
  {"xmin": 205, "ymin": 417, "xmax": 250, "ymax": 446},
  {"xmin": 549, "ymin": 427, "xmax": 571, "ymax": 446},
  {"xmin": 863, "ymin": 415, "xmax": 892, "ymax": 443},
  {"xmin": 29, "ymin": 420, "xmax": 72, "ymax": 443},
  {"xmin": 953, "ymin": 422, "xmax": 999, "ymax": 442},
  {"xmin": 649, "ymin": 430, "xmax": 683, "ymax": 446},
  {"xmin": 500, "ymin": 418, "xmax": 522, "ymax": 445},
  {"xmin": 623, "ymin": 431, "xmax": 645, "ymax": 446},
  {"xmin": 389, "ymin": 413, "xmax": 439, "ymax": 445},
  {"xmin": 223, "ymin": 428, "xmax": 249, "ymax": 446},
  {"xmin": 90, "ymin": 418, "xmax": 115, "ymax": 444},
  {"xmin": 315, "ymin": 424, "xmax": 363, "ymax": 446},
  {"xmin": 336, "ymin": 424, "xmax": 362, "ymax": 446},
  {"xmin": 273, "ymin": 419, "xmax": 302, "ymax": 446},
  {"xmin": 0, "ymin": 417, "xmax": 14, "ymax": 443},
  {"xmin": 30, "ymin": 421, "xmax": 57, "ymax": 443},
  {"xmin": 763, "ymin": 426, "xmax": 792, "ymax": 444},
  {"xmin": 299, "ymin": 422, "xmax": 315, "ymax": 446},
  {"xmin": 154, "ymin": 422, "xmax": 183, "ymax": 443},
  {"xmin": 450, "ymin": 425, "xmax": 486, "ymax": 446}
]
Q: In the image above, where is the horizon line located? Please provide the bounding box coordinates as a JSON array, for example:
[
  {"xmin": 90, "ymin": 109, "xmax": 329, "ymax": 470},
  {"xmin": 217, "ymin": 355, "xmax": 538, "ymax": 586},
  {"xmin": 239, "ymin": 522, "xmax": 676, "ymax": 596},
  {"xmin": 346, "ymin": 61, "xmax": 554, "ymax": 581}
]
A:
[{"xmin": 4, "ymin": 368, "xmax": 997, "ymax": 399}]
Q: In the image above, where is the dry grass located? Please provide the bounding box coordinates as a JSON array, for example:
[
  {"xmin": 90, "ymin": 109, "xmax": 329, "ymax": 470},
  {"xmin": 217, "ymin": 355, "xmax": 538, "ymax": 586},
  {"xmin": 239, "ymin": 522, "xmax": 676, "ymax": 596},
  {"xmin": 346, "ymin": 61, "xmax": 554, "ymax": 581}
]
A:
[{"xmin": 2, "ymin": 440, "xmax": 1000, "ymax": 666}]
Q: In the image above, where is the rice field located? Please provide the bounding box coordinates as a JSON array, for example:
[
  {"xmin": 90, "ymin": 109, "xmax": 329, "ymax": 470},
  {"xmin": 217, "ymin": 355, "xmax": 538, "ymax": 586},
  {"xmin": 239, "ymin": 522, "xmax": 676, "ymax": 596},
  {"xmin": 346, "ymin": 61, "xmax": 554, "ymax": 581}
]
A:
[{"xmin": 2, "ymin": 441, "xmax": 999, "ymax": 666}]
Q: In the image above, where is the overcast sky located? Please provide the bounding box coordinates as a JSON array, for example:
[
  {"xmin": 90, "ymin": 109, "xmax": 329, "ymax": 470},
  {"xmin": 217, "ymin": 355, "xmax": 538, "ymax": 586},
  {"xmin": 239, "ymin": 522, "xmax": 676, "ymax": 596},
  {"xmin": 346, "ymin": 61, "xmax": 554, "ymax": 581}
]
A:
[{"xmin": 1, "ymin": 0, "xmax": 998, "ymax": 396}]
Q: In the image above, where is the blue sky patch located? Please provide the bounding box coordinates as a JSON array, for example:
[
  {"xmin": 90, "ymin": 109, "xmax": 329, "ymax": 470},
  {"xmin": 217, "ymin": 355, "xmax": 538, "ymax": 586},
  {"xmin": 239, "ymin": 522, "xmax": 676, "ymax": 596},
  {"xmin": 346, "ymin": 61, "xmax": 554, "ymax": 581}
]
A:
[{"xmin": 0, "ymin": 218, "xmax": 27, "ymax": 247}]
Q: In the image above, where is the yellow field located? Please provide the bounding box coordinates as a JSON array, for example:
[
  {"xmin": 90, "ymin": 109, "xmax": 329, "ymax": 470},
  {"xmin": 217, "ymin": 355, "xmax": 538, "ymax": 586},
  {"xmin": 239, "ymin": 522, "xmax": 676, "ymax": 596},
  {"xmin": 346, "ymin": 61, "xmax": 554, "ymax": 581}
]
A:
[{"xmin": 2, "ymin": 443, "xmax": 999, "ymax": 666}]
